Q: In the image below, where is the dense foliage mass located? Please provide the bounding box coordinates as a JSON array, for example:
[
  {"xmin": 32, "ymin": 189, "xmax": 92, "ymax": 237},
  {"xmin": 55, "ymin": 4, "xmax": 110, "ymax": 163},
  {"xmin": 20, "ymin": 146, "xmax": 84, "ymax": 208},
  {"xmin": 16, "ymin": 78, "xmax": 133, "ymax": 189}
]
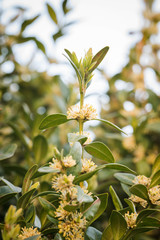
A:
[{"xmin": 0, "ymin": 0, "xmax": 160, "ymax": 239}]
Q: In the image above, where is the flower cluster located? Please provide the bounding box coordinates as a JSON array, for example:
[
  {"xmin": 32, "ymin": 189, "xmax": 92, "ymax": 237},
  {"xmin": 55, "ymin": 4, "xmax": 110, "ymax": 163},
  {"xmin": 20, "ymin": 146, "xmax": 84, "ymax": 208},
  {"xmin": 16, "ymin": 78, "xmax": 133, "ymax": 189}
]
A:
[
  {"xmin": 18, "ymin": 227, "xmax": 41, "ymax": 240},
  {"xmin": 124, "ymin": 211, "xmax": 138, "ymax": 228},
  {"xmin": 130, "ymin": 175, "xmax": 160, "ymax": 207},
  {"xmin": 69, "ymin": 131, "xmax": 92, "ymax": 146},
  {"xmin": 67, "ymin": 104, "xmax": 97, "ymax": 120},
  {"xmin": 81, "ymin": 158, "xmax": 97, "ymax": 173},
  {"xmin": 50, "ymin": 155, "xmax": 76, "ymax": 171}
]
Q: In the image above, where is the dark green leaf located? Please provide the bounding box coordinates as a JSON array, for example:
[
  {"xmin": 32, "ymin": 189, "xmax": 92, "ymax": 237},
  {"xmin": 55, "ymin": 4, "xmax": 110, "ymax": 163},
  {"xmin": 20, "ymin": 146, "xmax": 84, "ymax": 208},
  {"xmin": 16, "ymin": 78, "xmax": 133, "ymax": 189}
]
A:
[
  {"xmin": 21, "ymin": 15, "xmax": 39, "ymax": 32},
  {"xmin": 2, "ymin": 164, "xmax": 27, "ymax": 176},
  {"xmin": 34, "ymin": 38, "xmax": 46, "ymax": 54},
  {"xmin": 110, "ymin": 211, "xmax": 127, "ymax": 240},
  {"xmin": 0, "ymin": 193, "xmax": 17, "ymax": 205},
  {"xmin": 24, "ymin": 236, "xmax": 41, "ymax": 240},
  {"xmin": 39, "ymin": 197, "xmax": 56, "ymax": 217},
  {"xmin": 136, "ymin": 208, "xmax": 160, "ymax": 224},
  {"xmin": 46, "ymin": 3, "xmax": 58, "ymax": 24},
  {"xmin": 63, "ymin": 204, "xmax": 79, "ymax": 212},
  {"xmin": 0, "ymin": 177, "xmax": 21, "ymax": 193},
  {"xmin": 123, "ymin": 227, "xmax": 159, "ymax": 240},
  {"xmin": 124, "ymin": 199, "xmax": 136, "ymax": 212},
  {"xmin": 62, "ymin": 0, "xmax": 70, "ymax": 14},
  {"xmin": 53, "ymin": 29, "xmax": 64, "ymax": 41},
  {"xmin": 137, "ymin": 217, "xmax": 160, "ymax": 228},
  {"xmin": 94, "ymin": 119, "xmax": 126, "ymax": 134},
  {"xmin": 85, "ymin": 226, "xmax": 102, "ymax": 240},
  {"xmin": 25, "ymin": 204, "xmax": 36, "ymax": 223},
  {"xmin": 129, "ymin": 184, "xmax": 149, "ymax": 201},
  {"xmin": 33, "ymin": 135, "xmax": 48, "ymax": 163},
  {"xmin": 109, "ymin": 186, "xmax": 123, "ymax": 211},
  {"xmin": 0, "ymin": 144, "xmax": 17, "ymax": 161},
  {"xmin": 89, "ymin": 46, "xmax": 109, "ymax": 72},
  {"xmin": 32, "ymin": 191, "xmax": 59, "ymax": 200},
  {"xmin": 39, "ymin": 114, "xmax": 70, "ymax": 130},
  {"xmin": 151, "ymin": 153, "xmax": 160, "ymax": 177},
  {"xmin": 150, "ymin": 170, "xmax": 160, "ymax": 188},
  {"xmin": 17, "ymin": 188, "xmax": 36, "ymax": 209},
  {"xmin": 114, "ymin": 173, "xmax": 136, "ymax": 185},
  {"xmin": 102, "ymin": 224, "xmax": 113, "ymax": 240},
  {"xmin": 22, "ymin": 164, "xmax": 38, "ymax": 194},
  {"xmin": 84, "ymin": 141, "xmax": 115, "ymax": 163}
]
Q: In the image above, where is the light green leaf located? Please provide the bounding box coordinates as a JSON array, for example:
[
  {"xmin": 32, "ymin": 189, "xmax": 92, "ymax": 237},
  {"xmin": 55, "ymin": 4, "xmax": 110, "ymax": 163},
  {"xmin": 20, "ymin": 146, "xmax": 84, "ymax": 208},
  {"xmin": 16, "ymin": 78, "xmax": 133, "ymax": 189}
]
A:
[
  {"xmin": 31, "ymin": 166, "xmax": 60, "ymax": 179},
  {"xmin": 22, "ymin": 164, "xmax": 38, "ymax": 194},
  {"xmin": 84, "ymin": 141, "xmax": 114, "ymax": 163},
  {"xmin": 33, "ymin": 135, "xmax": 48, "ymax": 163},
  {"xmin": 114, "ymin": 173, "xmax": 136, "ymax": 185},
  {"xmin": 94, "ymin": 119, "xmax": 127, "ymax": 134},
  {"xmin": 85, "ymin": 226, "xmax": 102, "ymax": 240},
  {"xmin": 150, "ymin": 170, "xmax": 160, "ymax": 188},
  {"xmin": 77, "ymin": 186, "xmax": 93, "ymax": 204},
  {"xmin": 89, "ymin": 46, "xmax": 109, "ymax": 72},
  {"xmin": 0, "ymin": 177, "xmax": 21, "ymax": 193},
  {"xmin": 121, "ymin": 183, "xmax": 131, "ymax": 196},
  {"xmin": 110, "ymin": 211, "xmax": 127, "ymax": 240},
  {"xmin": 129, "ymin": 184, "xmax": 149, "ymax": 201},
  {"xmin": 102, "ymin": 224, "xmax": 113, "ymax": 240},
  {"xmin": 68, "ymin": 133, "xmax": 87, "ymax": 145},
  {"xmin": 67, "ymin": 142, "xmax": 82, "ymax": 175},
  {"xmin": 109, "ymin": 186, "xmax": 123, "ymax": 211},
  {"xmin": 39, "ymin": 114, "xmax": 70, "ymax": 130},
  {"xmin": 46, "ymin": 3, "xmax": 58, "ymax": 24},
  {"xmin": 151, "ymin": 153, "xmax": 160, "ymax": 177},
  {"xmin": 0, "ymin": 144, "xmax": 17, "ymax": 161},
  {"xmin": 124, "ymin": 199, "xmax": 136, "ymax": 213}
]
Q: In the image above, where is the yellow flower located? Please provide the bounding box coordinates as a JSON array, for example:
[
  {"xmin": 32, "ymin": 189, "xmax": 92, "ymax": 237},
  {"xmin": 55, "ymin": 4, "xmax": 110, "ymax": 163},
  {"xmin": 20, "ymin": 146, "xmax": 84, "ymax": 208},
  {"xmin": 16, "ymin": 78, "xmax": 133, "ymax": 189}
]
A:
[
  {"xmin": 133, "ymin": 175, "xmax": 151, "ymax": 188},
  {"xmin": 52, "ymin": 174, "xmax": 75, "ymax": 193},
  {"xmin": 50, "ymin": 159, "xmax": 62, "ymax": 171},
  {"xmin": 148, "ymin": 185, "xmax": 160, "ymax": 205},
  {"xmin": 129, "ymin": 194, "xmax": 148, "ymax": 208},
  {"xmin": 62, "ymin": 156, "xmax": 76, "ymax": 168},
  {"xmin": 81, "ymin": 158, "xmax": 97, "ymax": 173},
  {"xmin": 67, "ymin": 104, "xmax": 97, "ymax": 120},
  {"xmin": 125, "ymin": 211, "xmax": 138, "ymax": 228},
  {"xmin": 18, "ymin": 227, "xmax": 41, "ymax": 240}
]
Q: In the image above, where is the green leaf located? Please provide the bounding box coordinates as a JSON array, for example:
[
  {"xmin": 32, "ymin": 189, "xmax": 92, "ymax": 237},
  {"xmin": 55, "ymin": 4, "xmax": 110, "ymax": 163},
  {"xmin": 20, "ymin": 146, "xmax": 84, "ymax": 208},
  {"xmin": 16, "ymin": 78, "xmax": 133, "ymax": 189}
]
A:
[
  {"xmin": 25, "ymin": 204, "xmax": 36, "ymax": 223},
  {"xmin": 33, "ymin": 135, "xmax": 48, "ymax": 163},
  {"xmin": 62, "ymin": 0, "xmax": 70, "ymax": 14},
  {"xmin": 0, "ymin": 186, "xmax": 12, "ymax": 195},
  {"xmin": 39, "ymin": 114, "xmax": 70, "ymax": 130},
  {"xmin": 137, "ymin": 217, "xmax": 160, "ymax": 228},
  {"xmin": 88, "ymin": 193, "xmax": 108, "ymax": 225},
  {"xmin": 74, "ymin": 163, "xmax": 136, "ymax": 184},
  {"xmin": 46, "ymin": 3, "xmax": 58, "ymax": 24},
  {"xmin": 34, "ymin": 38, "xmax": 46, "ymax": 54},
  {"xmin": 21, "ymin": 15, "xmax": 39, "ymax": 32},
  {"xmin": 77, "ymin": 186, "xmax": 93, "ymax": 204},
  {"xmin": 123, "ymin": 227, "xmax": 158, "ymax": 240},
  {"xmin": 24, "ymin": 236, "xmax": 41, "ymax": 240},
  {"xmin": 89, "ymin": 46, "xmax": 109, "ymax": 72},
  {"xmin": 32, "ymin": 191, "xmax": 59, "ymax": 200},
  {"xmin": 2, "ymin": 164, "xmax": 27, "ymax": 176},
  {"xmin": 150, "ymin": 170, "xmax": 160, "ymax": 188},
  {"xmin": 136, "ymin": 209, "xmax": 160, "ymax": 224},
  {"xmin": 110, "ymin": 211, "xmax": 127, "ymax": 240},
  {"xmin": 124, "ymin": 199, "xmax": 136, "ymax": 212},
  {"xmin": 0, "ymin": 193, "xmax": 17, "ymax": 205},
  {"xmin": 67, "ymin": 142, "xmax": 82, "ymax": 175},
  {"xmin": 84, "ymin": 141, "xmax": 115, "ymax": 163},
  {"xmin": 109, "ymin": 186, "xmax": 123, "ymax": 211},
  {"xmin": 0, "ymin": 144, "xmax": 17, "ymax": 161},
  {"xmin": 151, "ymin": 153, "xmax": 160, "ymax": 177},
  {"xmin": 0, "ymin": 177, "xmax": 21, "ymax": 193},
  {"xmin": 31, "ymin": 166, "xmax": 60, "ymax": 179},
  {"xmin": 94, "ymin": 119, "xmax": 127, "ymax": 134},
  {"xmin": 17, "ymin": 188, "xmax": 36, "ymax": 209},
  {"xmin": 39, "ymin": 197, "xmax": 56, "ymax": 217},
  {"xmin": 85, "ymin": 226, "xmax": 102, "ymax": 240},
  {"xmin": 102, "ymin": 224, "xmax": 113, "ymax": 240},
  {"xmin": 63, "ymin": 204, "xmax": 79, "ymax": 212},
  {"xmin": 121, "ymin": 183, "xmax": 131, "ymax": 196},
  {"xmin": 22, "ymin": 164, "xmax": 38, "ymax": 194},
  {"xmin": 129, "ymin": 184, "xmax": 149, "ymax": 201},
  {"xmin": 114, "ymin": 173, "xmax": 136, "ymax": 185},
  {"xmin": 53, "ymin": 29, "xmax": 64, "ymax": 41},
  {"xmin": 68, "ymin": 133, "xmax": 87, "ymax": 145}
]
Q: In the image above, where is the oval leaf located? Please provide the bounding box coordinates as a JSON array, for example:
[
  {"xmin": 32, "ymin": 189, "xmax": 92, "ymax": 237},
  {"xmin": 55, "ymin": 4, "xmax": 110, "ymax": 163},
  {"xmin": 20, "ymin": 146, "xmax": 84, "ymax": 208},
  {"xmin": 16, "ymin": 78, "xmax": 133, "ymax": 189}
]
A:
[
  {"xmin": 33, "ymin": 135, "xmax": 48, "ymax": 163},
  {"xmin": 84, "ymin": 141, "xmax": 114, "ymax": 163},
  {"xmin": 89, "ymin": 46, "xmax": 109, "ymax": 72},
  {"xmin": 109, "ymin": 186, "xmax": 123, "ymax": 211},
  {"xmin": 39, "ymin": 114, "xmax": 70, "ymax": 130},
  {"xmin": 94, "ymin": 119, "xmax": 126, "ymax": 134},
  {"xmin": 150, "ymin": 170, "xmax": 160, "ymax": 188},
  {"xmin": 17, "ymin": 188, "xmax": 36, "ymax": 209},
  {"xmin": 110, "ymin": 211, "xmax": 127, "ymax": 240},
  {"xmin": 114, "ymin": 173, "xmax": 136, "ymax": 186},
  {"xmin": 151, "ymin": 153, "xmax": 160, "ymax": 177},
  {"xmin": 22, "ymin": 164, "xmax": 38, "ymax": 194},
  {"xmin": 85, "ymin": 226, "xmax": 102, "ymax": 240},
  {"xmin": 129, "ymin": 184, "xmax": 149, "ymax": 201},
  {"xmin": 0, "ymin": 144, "xmax": 17, "ymax": 161},
  {"xmin": 46, "ymin": 3, "xmax": 58, "ymax": 24},
  {"xmin": 0, "ymin": 193, "xmax": 17, "ymax": 205}
]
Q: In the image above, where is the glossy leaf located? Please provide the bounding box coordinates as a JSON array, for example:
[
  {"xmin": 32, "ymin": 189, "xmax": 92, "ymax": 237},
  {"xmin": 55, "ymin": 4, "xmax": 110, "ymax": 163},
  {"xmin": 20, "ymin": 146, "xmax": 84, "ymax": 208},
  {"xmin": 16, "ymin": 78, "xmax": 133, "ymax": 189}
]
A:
[
  {"xmin": 0, "ymin": 193, "xmax": 17, "ymax": 205},
  {"xmin": 122, "ymin": 227, "xmax": 159, "ymax": 240},
  {"xmin": 114, "ymin": 173, "xmax": 136, "ymax": 185},
  {"xmin": 89, "ymin": 46, "xmax": 109, "ymax": 72},
  {"xmin": 102, "ymin": 224, "xmax": 113, "ymax": 240},
  {"xmin": 0, "ymin": 144, "xmax": 17, "ymax": 161},
  {"xmin": 39, "ymin": 114, "xmax": 70, "ymax": 130},
  {"xmin": 85, "ymin": 226, "xmax": 102, "ymax": 240},
  {"xmin": 150, "ymin": 170, "xmax": 160, "ymax": 188},
  {"xmin": 110, "ymin": 211, "xmax": 127, "ymax": 240},
  {"xmin": 31, "ymin": 166, "xmax": 60, "ymax": 179},
  {"xmin": 32, "ymin": 191, "xmax": 59, "ymax": 200},
  {"xmin": 33, "ymin": 135, "xmax": 48, "ymax": 163},
  {"xmin": 25, "ymin": 204, "xmax": 36, "ymax": 223},
  {"xmin": 121, "ymin": 183, "xmax": 131, "ymax": 196},
  {"xmin": 84, "ymin": 141, "xmax": 115, "ymax": 163},
  {"xmin": 138, "ymin": 217, "xmax": 160, "ymax": 228},
  {"xmin": 74, "ymin": 163, "xmax": 136, "ymax": 184},
  {"xmin": 151, "ymin": 153, "xmax": 160, "ymax": 177},
  {"xmin": 129, "ymin": 184, "xmax": 149, "ymax": 201},
  {"xmin": 22, "ymin": 164, "xmax": 38, "ymax": 194},
  {"xmin": 46, "ymin": 3, "xmax": 58, "ymax": 24},
  {"xmin": 136, "ymin": 208, "xmax": 160, "ymax": 224},
  {"xmin": 109, "ymin": 186, "xmax": 123, "ymax": 211},
  {"xmin": 0, "ymin": 177, "xmax": 21, "ymax": 193},
  {"xmin": 94, "ymin": 119, "xmax": 127, "ymax": 134},
  {"xmin": 17, "ymin": 188, "xmax": 36, "ymax": 209},
  {"xmin": 124, "ymin": 199, "xmax": 136, "ymax": 212}
]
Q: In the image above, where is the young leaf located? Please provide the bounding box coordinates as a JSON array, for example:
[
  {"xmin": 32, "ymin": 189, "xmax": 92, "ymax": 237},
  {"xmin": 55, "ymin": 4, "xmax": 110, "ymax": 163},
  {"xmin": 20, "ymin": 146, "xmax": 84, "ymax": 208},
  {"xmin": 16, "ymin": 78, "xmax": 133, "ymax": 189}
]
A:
[
  {"xmin": 46, "ymin": 3, "xmax": 58, "ymax": 24},
  {"xmin": 84, "ymin": 141, "xmax": 115, "ymax": 163},
  {"xmin": 33, "ymin": 135, "xmax": 48, "ymax": 163},
  {"xmin": 129, "ymin": 184, "xmax": 149, "ymax": 201},
  {"xmin": 0, "ymin": 144, "xmax": 17, "ymax": 161},
  {"xmin": 150, "ymin": 169, "xmax": 160, "ymax": 188},
  {"xmin": 93, "ymin": 119, "xmax": 127, "ymax": 135},
  {"xmin": 21, "ymin": 15, "xmax": 39, "ymax": 32},
  {"xmin": 22, "ymin": 164, "xmax": 38, "ymax": 194},
  {"xmin": 151, "ymin": 153, "xmax": 160, "ymax": 177},
  {"xmin": 110, "ymin": 211, "xmax": 127, "ymax": 240},
  {"xmin": 124, "ymin": 199, "xmax": 136, "ymax": 213},
  {"xmin": 89, "ymin": 46, "xmax": 109, "ymax": 72},
  {"xmin": 17, "ymin": 188, "xmax": 36, "ymax": 209},
  {"xmin": 39, "ymin": 114, "xmax": 71, "ymax": 130},
  {"xmin": 85, "ymin": 226, "xmax": 102, "ymax": 240},
  {"xmin": 109, "ymin": 186, "xmax": 123, "ymax": 211},
  {"xmin": 114, "ymin": 173, "xmax": 136, "ymax": 185}
]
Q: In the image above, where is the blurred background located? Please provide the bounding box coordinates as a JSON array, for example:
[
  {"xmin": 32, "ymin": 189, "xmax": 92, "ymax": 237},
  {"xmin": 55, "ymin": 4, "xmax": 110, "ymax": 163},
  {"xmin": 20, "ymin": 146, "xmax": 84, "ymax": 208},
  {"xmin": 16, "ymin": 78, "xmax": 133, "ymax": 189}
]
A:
[{"xmin": 0, "ymin": 0, "xmax": 160, "ymax": 239}]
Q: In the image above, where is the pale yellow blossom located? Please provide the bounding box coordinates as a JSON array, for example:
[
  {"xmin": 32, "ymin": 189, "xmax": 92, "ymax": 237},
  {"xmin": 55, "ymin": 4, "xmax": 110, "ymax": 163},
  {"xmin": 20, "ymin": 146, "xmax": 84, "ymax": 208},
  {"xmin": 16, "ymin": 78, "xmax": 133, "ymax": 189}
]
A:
[
  {"xmin": 50, "ymin": 159, "xmax": 62, "ymax": 171},
  {"xmin": 133, "ymin": 175, "xmax": 151, "ymax": 188},
  {"xmin": 129, "ymin": 194, "xmax": 148, "ymax": 208},
  {"xmin": 67, "ymin": 104, "xmax": 97, "ymax": 120},
  {"xmin": 18, "ymin": 227, "xmax": 41, "ymax": 240},
  {"xmin": 81, "ymin": 158, "xmax": 97, "ymax": 173},
  {"xmin": 125, "ymin": 211, "xmax": 138, "ymax": 228},
  {"xmin": 52, "ymin": 174, "xmax": 75, "ymax": 193},
  {"xmin": 69, "ymin": 132, "xmax": 92, "ymax": 146},
  {"xmin": 122, "ymin": 136, "xmax": 136, "ymax": 151},
  {"xmin": 148, "ymin": 185, "xmax": 160, "ymax": 205},
  {"xmin": 62, "ymin": 156, "xmax": 76, "ymax": 168}
]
